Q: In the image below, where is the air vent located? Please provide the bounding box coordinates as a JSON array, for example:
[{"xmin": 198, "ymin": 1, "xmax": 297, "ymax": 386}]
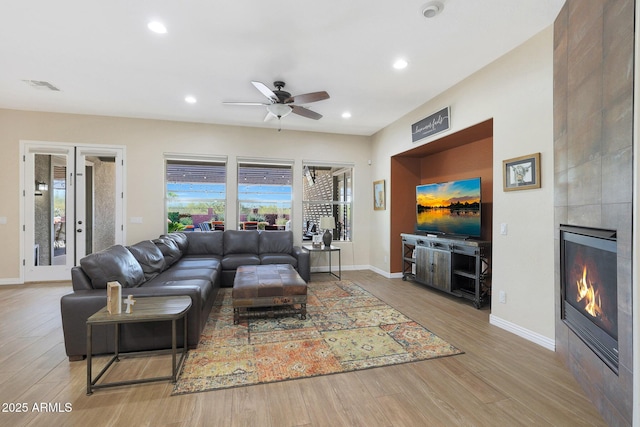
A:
[{"xmin": 22, "ymin": 80, "xmax": 60, "ymax": 91}]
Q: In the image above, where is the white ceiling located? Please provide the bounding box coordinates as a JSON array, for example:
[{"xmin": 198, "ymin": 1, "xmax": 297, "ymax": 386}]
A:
[{"xmin": 0, "ymin": 0, "xmax": 565, "ymax": 136}]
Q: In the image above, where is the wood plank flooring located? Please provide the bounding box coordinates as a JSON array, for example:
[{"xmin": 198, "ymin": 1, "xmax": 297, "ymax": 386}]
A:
[{"xmin": 0, "ymin": 271, "xmax": 607, "ymax": 427}]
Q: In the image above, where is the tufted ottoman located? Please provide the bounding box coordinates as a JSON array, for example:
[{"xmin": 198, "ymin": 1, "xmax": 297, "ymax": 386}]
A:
[{"xmin": 232, "ymin": 264, "xmax": 307, "ymax": 324}]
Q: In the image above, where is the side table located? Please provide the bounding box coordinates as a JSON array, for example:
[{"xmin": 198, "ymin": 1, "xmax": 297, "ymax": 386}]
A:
[
  {"xmin": 302, "ymin": 244, "xmax": 341, "ymax": 280},
  {"xmin": 86, "ymin": 295, "xmax": 191, "ymax": 395}
]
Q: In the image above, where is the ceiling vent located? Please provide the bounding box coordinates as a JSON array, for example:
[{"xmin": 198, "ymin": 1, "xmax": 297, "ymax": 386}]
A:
[
  {"xmin": 22, "ymin": 79, "xmax": 60, "ymax": 91},
  {"xmin": 421, "ymin": 1, "xmax": 444, "ymax": 18}
]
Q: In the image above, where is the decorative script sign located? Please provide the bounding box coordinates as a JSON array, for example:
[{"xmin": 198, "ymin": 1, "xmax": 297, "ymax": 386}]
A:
[{"xmin": 411, "ymin": 106, "xmax": 450, "ymax": 142}]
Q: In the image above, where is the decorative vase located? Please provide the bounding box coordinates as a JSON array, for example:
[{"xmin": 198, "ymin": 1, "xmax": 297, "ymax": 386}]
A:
[{"xmin": 322, "ymin": 229, "xmax": 332, "ymax": 247}]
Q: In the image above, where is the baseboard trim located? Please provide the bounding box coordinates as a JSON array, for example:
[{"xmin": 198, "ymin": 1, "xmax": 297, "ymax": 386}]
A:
[
  {"xmin": 310, "ymin": 264, "xmax": 370, "ymax": 275},
  {"xmin": 0, "ymin": 278, "xmax": 23, "ymax": 286},
  {"xmin": 489, "ymin": 314, "xmax": 556, "ymax": 351}
]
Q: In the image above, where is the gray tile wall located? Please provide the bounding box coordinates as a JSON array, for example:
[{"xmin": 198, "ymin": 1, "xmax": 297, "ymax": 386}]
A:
[{"xmin": 553, "ymin": 1, "xmax": 634, "ymax": 425}]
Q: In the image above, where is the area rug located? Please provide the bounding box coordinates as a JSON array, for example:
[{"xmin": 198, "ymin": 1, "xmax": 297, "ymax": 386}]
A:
[{"xmin": 172, "ymin": 280, "xmax": 462, "ymax": 395}]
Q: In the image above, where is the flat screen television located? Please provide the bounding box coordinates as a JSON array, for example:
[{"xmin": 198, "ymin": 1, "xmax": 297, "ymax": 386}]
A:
[{"xmin": 416, "ymin": 177, "xmax": 481, "ymax": 238}]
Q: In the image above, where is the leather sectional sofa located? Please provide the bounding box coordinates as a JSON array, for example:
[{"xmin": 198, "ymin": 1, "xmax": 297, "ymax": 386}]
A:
[{"xmin": 60, "ymin": 230, "xmax": 310, "ymax": 361}]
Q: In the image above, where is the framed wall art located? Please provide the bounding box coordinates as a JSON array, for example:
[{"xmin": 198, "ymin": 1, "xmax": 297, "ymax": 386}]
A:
[
  {"xmin": 373, "ymin": 179, "xmax": 386, "ymax": 210},
  {"xmin": 503, "ymin": 152, "xmax": 541, "ymax": 191}
]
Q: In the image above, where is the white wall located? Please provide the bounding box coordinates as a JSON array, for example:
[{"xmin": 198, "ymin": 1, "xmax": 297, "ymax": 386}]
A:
[
  {"xmin": 371, "ymin": 27, "xmax": 556, "ymax": 342},
  {"xmin": 0, "ymin": 111, "xmax": 372, "ymax": 282}
]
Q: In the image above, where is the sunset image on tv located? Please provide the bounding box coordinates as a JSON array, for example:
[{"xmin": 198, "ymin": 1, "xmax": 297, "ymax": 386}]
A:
[{"xmin": 416, "ymin": 177, "xmax": 481, "ymax": 237}]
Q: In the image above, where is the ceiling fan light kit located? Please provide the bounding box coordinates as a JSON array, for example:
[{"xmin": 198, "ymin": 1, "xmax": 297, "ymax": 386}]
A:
[{"xmin": 266, "ymin": 104, "xmax": 292, "ymax": 119}]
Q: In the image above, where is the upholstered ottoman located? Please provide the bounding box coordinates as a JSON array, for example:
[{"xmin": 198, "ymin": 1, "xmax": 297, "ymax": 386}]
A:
[{"xmin": 232, "ymin": 264, "xmax": 307, "ymax": 324}]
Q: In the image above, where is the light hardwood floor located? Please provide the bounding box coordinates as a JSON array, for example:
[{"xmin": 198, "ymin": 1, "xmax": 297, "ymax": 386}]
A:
[{"xmin": 0, "ymin": 271, "xmax": 607, "ymax": 427}]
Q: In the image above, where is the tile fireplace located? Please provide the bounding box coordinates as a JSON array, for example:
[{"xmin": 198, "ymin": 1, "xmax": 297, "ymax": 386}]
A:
[{"xmin": 559, "ymin": 225, "xmax": 618, "ymax": 374}]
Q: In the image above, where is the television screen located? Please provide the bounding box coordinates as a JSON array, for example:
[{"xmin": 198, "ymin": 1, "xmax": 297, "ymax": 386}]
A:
[{"xmin": 416, "ymin": 177, "xmax": 481, "ymax": 237}]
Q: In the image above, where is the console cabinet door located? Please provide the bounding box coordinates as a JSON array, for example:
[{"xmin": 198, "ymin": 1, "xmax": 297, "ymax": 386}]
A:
[
  {"xmin": 430, "ymin": 249, "xmax": 451, "ymax": 291},
  {"xmin": 414, "ymin": 246, "xmax": 451, "ymax": 291},
  {"xmin": 415, "ymin": 246, "xmax": 430, "ymax": 283}
]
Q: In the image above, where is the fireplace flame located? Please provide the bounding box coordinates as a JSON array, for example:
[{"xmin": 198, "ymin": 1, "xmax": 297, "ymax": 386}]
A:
[{"xmin": 576, "ymin": 265, "xmax": 603, "ymax": 319}]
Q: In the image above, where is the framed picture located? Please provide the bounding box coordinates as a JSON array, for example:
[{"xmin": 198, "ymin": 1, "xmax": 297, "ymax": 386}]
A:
[
  {"xmin": 503, "ymin": 153, "xmax": 541, "ymax": 191},
  {"xmin": 373, "ymin": 179, "xmax": 386, "ymax": 210}
]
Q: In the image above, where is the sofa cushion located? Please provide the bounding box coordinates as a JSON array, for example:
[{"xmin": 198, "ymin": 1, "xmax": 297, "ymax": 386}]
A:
[
  {"xmin": 127, "ymin": 240, "xmax": 166, "ymax": 281},
  {"xmin": 164, "ymin": 232, "xmax": 189, "ymax": 253},
  {"xmin": 142, "ymin": 279, "xmax": 213, "ymax": 310},
  {"xmin": 153, "ymin": 237, "xmax": 182, "ymax": 269},
  {"xmin": 221, "ymin": 254, "xmax": 260, "ymax": 270},
  {"xmin": 224, "ymin": 230, "xmax": 259, "ymax": 254},
  {"xmin": 260, "ymin": 253, "xmax": 297, "ymax": 267},
  {"xmin": 148, "ymin": 267, "xmax": 218, "ymax": 286},
  {"xmin": 79, "ymin": 245, "xmax": 145, "ymax": 289},
  {"xmin": 185, "ymin": 231, "xmax": 224, "ymax": 256},
  {"xmin": 259, "ymin": 230, "xmax": 293, "ymax": 254},
  {"xmin": 172, "ymin": 255, "xmax": 221, "ymax": 271}
]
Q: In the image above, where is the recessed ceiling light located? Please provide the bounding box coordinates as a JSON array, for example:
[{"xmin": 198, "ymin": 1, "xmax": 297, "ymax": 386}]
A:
[
  {"xmin": 393, "ymin": 59, "xmax": 408, "ymax": 70},
  {"xmin": 148, "ymin": 21, "xmax": 167, "ymax": 34},
  {"xmin": 342, "ymin": 111, "xmax": 352, "ymax": 119},
  {"xmin": 185, "ymin": 96, "xmax": 197, "ymax": 104}
]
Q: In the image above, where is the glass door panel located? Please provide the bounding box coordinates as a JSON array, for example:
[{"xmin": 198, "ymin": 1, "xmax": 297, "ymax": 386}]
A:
[
  {"xmin": 75, "ymin": 148, "xmax": 124, "ymax": 260},
  {"xmin": 24, "ymin": 145, "xmax": 75, "ymax": 281}
]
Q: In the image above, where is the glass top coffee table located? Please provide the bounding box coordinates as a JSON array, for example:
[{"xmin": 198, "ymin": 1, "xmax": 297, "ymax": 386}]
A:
[{"xmin": 86, "ymin": 295, "xmax": 191, "ymax": 395}]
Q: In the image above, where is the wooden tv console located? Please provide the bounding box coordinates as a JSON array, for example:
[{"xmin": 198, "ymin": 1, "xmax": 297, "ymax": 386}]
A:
[{"xmin": 400, "ymin": 233, "xmax": 491, "ymax": 308}]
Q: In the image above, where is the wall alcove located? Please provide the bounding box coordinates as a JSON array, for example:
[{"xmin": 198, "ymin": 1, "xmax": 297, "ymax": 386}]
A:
[{"xmin": 390, "ymin": 119, "xmax": 493, "ymax": 273}]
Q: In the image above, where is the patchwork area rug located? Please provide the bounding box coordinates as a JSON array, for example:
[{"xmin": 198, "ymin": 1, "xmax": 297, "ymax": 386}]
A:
[{"xmin": 172, "ymin": 280, "xmax": 462, "ymax": 395}]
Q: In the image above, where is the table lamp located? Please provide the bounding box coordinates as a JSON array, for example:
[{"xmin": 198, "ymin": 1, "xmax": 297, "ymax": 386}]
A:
[{"xmin": 320, "ymin": 216, "xmax": 336, "ymax": 247}]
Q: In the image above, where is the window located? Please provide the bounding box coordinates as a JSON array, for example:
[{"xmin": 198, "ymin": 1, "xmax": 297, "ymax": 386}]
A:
[
  {"xmin": 302, "ymin": 164, "xmax": 353, "ymax": 241},
  {"xmin": 165, "ymin": 158, "xmax": 226, "ymax": 232},
  {"xmin": 237, "ymin": 161, "xmax": 292, "ymax": 230}
]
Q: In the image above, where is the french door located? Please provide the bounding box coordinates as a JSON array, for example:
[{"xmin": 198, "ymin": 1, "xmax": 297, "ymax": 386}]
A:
[{"xmin": 22, "ymin": 142, "xmax": 125, "ymax": 282}]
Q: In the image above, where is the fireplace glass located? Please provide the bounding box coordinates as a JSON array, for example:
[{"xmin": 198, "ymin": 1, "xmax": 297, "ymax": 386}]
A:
[{"xmin": 560, "ymin": 225, "xmax": 618, "ymax": 374}]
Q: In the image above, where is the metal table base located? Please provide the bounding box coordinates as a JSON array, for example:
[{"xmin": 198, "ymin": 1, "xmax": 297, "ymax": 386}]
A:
[{"xmin": 86, "ymin": 296, "xmax": 191, "ymax": 395}]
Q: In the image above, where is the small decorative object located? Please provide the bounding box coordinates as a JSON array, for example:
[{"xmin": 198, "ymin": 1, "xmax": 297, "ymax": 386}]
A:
[
  {"xmin": 107, "ymin": 281, "xmax": 122, "ymax": 314},
  {"xmin": 373, "ymin": 179, "xmax": 385, "ymax": 210},
  {"xmin": 320, "ymin": 216, "xmax": 336, "ymax": 247},
  {"xmin": 124, "ymin": 295, "xmax": 137, "ymax": 314},
  {"xmin": 312, "ymin": 233, "xmax": 322, "ymax": 248},
  {"xmin": 503, "ymin": 153, "xmax": 541, "ymax": 191}
]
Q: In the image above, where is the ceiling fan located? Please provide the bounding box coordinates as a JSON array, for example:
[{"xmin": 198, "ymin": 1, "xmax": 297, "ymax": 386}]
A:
[{"xmin": 223, "ymin": 81, "xmax": 330, "ymax": 122}]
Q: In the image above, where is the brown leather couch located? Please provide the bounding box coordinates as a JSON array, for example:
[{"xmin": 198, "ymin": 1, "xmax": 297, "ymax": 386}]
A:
[{"xmin": 60, "ymin": 230, "xmax": 309, "ymax": 361}]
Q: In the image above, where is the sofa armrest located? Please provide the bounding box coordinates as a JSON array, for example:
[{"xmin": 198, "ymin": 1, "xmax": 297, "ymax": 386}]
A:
[
  {"xmin": 71, "ymin": 266, "xmax": 93, "ymax": 291},
  {"xmin": 293, "ymin": 246, "xmax": 310, "ymax": 282},
  {"xmin": 60, "ymin": 291, "xmax": 109, "ymax": 359}
]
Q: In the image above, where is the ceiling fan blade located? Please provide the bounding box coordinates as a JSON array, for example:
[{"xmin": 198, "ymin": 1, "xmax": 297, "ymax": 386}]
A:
[
  {"xmin": 251, "ymin": 81, "xmax": 278, "ymax": 103},
  {"xmin": 223, "ymin": 102, "xmax": 270, "ymax": 106},
  {"xmin": 291, "ymin": 105, "xmax": 323, "ymax": 120},
  {"xmin": 285, "ymin": 91, "xmax": 330, "ymax": 104}
]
